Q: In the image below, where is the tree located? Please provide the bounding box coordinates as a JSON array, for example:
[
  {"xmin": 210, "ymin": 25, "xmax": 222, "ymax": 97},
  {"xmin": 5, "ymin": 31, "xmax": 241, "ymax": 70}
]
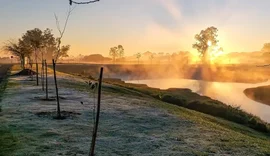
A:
[
  {"xmin": 261, "ymin": 43, "xmax": 270, "ymax": 52},
  {"xmin": 22, "ymin": 28, "xmax": 43, "ymax": 64},
  {"xmin": 192, "ymin": 26, "xmax": 219, "ymax": 63},
  {"xmin": 109, "ymin": 45, "xmax": 125, "ymax": 63},
  {"xmin": 56, "ymin": 45, "xmax": 69, "ymax": 59},
  {"xmin": 3, "ymin": 39, "xmax": 31, "ymax": 69},
  {"xmin": 109, "ymin": 47, "xmax": 118, "ymax": 64},
  {"xmin": 117, "ymin": 45, "xmax": 124, "ymax": 58},
  {"xmin": 166, "ymin": 53, "xmax": 171, "ymax": 62},
  {"xmin": 149, "ymin": 54, "xmax": 154, "ymax": 65},
  {"xmin": 17, "ymin": 28, "xmax": 70, "ymax": 67},
  {"xmin": 136, "ymin": 52, "xmax": 141, "ymax": 64},
  {"xmin": 42, "ymin": 28, "xmax": 57, "ymax": 61}
]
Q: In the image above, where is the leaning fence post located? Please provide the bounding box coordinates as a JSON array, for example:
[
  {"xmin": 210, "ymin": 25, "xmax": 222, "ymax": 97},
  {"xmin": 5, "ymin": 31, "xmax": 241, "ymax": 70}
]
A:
[
  {"xmin": 52, "ymin": 59, "xmax": 61, "ymax": 118},
  {"xmin": 89, "ymin": 67, "xmax": 103, "ymax": 156}
]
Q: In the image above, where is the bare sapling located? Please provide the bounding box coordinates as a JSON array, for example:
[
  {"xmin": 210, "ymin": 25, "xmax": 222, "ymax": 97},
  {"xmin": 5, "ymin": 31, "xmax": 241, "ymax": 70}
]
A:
[
  {"xmin": 89, "ymin": 67, "xmax": 103, "ymax": 156},
  {"xmin": 52, "ymin": 59, "xmax": 61, "ymax": 118},
  {"xmin": 42, "ymin": 60, "xmax": 45, "ymax": 91},
  {"xmin": 45, "ymin": 60, "xmax": 48, "ymax": 99},
  {"xmin": 36, "ymin": 62, "xmax": 39, "ymax": 86},
  {"xmin": 29, "ymin": 59, "xmax": 34, "ymax": 81},
  {"xmin": 52, "ymin": 7, "xmax": 74, "ymax": 119}
]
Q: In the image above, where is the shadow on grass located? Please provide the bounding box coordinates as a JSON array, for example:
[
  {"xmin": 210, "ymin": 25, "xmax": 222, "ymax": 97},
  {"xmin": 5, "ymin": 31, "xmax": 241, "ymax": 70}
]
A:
[{"xmin": 36, "ymin": 111, "xmax": 81, "ymax": 120}]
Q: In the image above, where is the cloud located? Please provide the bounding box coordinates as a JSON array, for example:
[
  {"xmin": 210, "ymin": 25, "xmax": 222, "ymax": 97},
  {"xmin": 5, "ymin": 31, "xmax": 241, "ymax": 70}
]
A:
[
  {"xmin": 158, "ymin": 0, "xmax": 182, "ymax": 21},
  {"xmin": 140, "ymin": 22, "xmax": 189, "ymax": 52}
]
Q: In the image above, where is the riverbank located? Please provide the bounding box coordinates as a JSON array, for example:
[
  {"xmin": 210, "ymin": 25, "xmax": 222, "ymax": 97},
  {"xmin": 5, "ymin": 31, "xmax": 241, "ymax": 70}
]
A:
[
  {"xmin": 244, "ymin": 85, "xmax": 270, "ymax": 106},
  {"xmin": 103, "ymin": 78, "xmax": 270, "ymax": 133},
  {"xmin": 1, "ymin": 67, "xmax": 270, "ymax": 155}
]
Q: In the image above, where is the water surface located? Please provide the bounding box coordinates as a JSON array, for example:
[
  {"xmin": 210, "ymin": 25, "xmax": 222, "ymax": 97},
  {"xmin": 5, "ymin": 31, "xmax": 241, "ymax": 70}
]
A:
[{"xmin": 126, "ymin": 79, "xmax": 270, "ymax": 123}]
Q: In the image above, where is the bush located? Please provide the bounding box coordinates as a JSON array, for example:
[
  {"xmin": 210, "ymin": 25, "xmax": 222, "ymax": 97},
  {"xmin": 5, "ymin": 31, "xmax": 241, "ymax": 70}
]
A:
[{"xmin": 160, "ymin": 94, "xmax": 187, "ymax": 107}]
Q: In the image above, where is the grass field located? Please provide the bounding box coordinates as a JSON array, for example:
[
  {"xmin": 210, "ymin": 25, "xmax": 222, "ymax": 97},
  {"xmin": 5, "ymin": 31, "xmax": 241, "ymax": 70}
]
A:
[
  {"xmin": 0, "ymin": 64, "xmax": 12, "ymax": 82},
  {"xmin": 0, "ymin": 64, "xmax": 14, "ymax": 156},
  {"xmin": 0, "ymin": 64, "xmax": 12, "ymax": 103},
  {"xmin": 52, "ymin": 64, "xmax": 270, "ymax": 133},
  {"xmin": 1, "ymin": 65, "xmax": 270, "ymax": 155}
]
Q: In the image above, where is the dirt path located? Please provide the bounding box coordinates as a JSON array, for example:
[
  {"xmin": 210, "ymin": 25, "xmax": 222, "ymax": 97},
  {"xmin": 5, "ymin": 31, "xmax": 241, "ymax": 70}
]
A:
[{"xmin": 0, "ymin": 69, "xmax": 269, "ymax": 156}]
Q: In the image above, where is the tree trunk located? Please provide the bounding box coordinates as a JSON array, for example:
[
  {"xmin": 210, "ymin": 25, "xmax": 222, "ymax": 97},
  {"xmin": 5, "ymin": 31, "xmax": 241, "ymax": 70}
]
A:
[
  {"xmin": 89, "ymin": 67, "xmax": 103, "ymax": 156},
  {"xmin": 53, "ymin": 59, "xmax": 61, "ymax": 118},
  {"xmin": 36, "ymin": 63, "xmax": 39, "ymax": 86},
  {"xmin": 42, "ymin": 60, "xmax": 44, "ymax": 91},
  {"xmin": 35, "ymin": 49, "xmax": 39, "ymax": 86},
  {"xmin": 21, "ymin": 55, "xmax": 25, "ymax": 69},
  {"xmin": 45, "ymin": 60, "xmax": 48, "ymax": 100}
]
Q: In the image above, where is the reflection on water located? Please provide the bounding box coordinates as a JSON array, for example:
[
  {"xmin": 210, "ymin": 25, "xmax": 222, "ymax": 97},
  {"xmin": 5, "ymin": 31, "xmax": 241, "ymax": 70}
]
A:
[{"xmin": 126, "ymin": 79, "xmax": 270, "ymax": 123}]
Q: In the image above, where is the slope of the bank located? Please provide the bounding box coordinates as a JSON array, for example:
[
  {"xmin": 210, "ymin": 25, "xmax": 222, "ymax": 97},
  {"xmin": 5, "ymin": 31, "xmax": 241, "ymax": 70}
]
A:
[{"xmin": 0, "ymin": 68, "xmax": 270, "ymax": 155}]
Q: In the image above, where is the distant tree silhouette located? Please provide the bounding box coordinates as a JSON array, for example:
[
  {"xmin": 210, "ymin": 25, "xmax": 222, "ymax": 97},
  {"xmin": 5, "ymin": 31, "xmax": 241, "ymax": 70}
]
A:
[
  {"xmin": 261, "ymin": 43, "xmax": 270, "ymax": 65},
  {"xmin": 3, "ymin": 39, "xmax": 31, "ymax": 69},
  {"xmin": 117, "ymin": 45, "xmax": 124, "ymax": 58},
  {"xmin": 192, "ymin": 26, "xmax": 219, "ymax": 63},
  {"xmin": 136, "ymin": 52, "xmax": 141, "ymax": 64},
  {"xmin": 261, "ymin": 43, "xmax": 270, "ymax": 52},
  {"xmin": 149, "ymin": 54, "xmax": 154, "ymax": 65},
  {"xmin": 109, "ymin": 47, "xmax": 118, "ymax": 64},
  {"xmin": 166, "ymin": 53, "xmax": 171, "ymax": 62},
  {"xmin": 109, "ymin": 45, "xmax": 124, "ymax": 63}
]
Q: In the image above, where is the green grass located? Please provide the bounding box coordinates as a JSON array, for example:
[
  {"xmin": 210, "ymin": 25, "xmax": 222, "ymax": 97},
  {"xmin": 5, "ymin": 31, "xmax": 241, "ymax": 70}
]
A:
[
  {"xmin": 0, "ymin": 73, "xmax": 22, "ymax": 156},
  {"xmin": 0, "ymin": 65, "xmax": 12, "ymax": 103},
  {"xmin": 0, "ymin": 65, "xmax": 22, "ymax": 156},
  {"xmin": 0, "ymin": 124, "xmax": 19, "ymax": 156}
]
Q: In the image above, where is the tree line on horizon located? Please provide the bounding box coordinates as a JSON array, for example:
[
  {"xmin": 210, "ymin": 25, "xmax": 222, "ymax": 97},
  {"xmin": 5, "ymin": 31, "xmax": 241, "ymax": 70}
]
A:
[
  {"xmin": 2, "ymin": 28, "xmax": 70, "ymax": 69},
  {"xmin": 3, "ymin": 26, "xmax": 270, "ymax": 66}
]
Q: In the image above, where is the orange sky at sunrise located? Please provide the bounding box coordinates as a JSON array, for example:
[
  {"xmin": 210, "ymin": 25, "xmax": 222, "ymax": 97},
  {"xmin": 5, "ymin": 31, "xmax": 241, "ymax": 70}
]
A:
[{"xmin": 1, "ymin": 0, "xmax": 270, "ymax": 57}]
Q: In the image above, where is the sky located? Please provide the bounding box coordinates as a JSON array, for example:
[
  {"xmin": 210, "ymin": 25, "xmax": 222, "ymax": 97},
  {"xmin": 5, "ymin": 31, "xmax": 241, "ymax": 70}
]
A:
[{"xmin": 1, "ymin": 0, "xmax": 270, "ymax": 57}]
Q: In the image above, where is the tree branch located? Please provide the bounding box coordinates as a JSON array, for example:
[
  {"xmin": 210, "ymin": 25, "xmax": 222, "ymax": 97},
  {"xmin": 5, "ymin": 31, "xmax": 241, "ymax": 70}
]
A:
[
  {"xmin": 54, "ymin": 6, "xmax": 75, "ymax": 63},
  {"xmin": 69, "ymin": 0, "xmax": 99, "ymax": 5},
  {"xmin": 54, "ymin": 14, "xmax": 62, "ymax": 35}
]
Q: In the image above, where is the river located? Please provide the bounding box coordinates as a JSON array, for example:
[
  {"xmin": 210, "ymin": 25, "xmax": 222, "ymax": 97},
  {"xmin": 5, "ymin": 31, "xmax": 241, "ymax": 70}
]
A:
[{"xmin": 126, "ymin": 79, "xmax": 270, "ymax": 123}]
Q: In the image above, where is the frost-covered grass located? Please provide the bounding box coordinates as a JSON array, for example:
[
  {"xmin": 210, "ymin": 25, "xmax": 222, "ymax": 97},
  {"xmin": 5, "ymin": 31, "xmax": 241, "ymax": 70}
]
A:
[{"xmin": 0, "ymin": 70, "xmax": 270, "ymax": 155}]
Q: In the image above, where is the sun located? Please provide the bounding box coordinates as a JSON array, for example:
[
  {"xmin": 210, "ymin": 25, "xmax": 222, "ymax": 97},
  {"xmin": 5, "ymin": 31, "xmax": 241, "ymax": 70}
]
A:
[{"xmin": 207, "ymin": 41, "xmax": 225, "ymax": 63}]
